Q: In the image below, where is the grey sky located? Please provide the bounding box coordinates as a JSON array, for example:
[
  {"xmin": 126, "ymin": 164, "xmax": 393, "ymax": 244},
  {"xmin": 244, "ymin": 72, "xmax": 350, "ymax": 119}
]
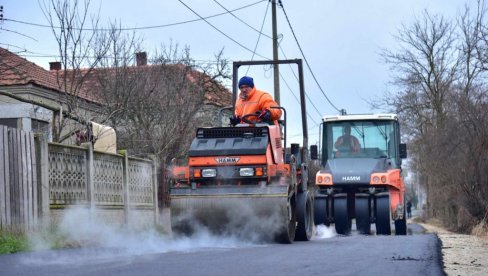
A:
[{"xmin": 0, "ymin": 0, "xmax": 473, "ymax": 144}]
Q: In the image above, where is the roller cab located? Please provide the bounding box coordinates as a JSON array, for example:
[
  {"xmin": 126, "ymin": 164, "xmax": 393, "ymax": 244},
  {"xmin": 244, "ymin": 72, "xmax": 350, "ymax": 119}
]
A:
[{"xmin": 314, "ymin": 114, "xmax": 408, "ymax": 235}]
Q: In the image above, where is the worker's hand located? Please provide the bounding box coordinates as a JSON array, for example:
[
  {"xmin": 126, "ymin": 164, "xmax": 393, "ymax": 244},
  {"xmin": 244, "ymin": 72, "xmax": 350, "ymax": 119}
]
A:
[
  {"xmin": 229, "ymin": 115, "xmax": 241, "ymax": 126},
  {"xmin": 257, "ymin": 109, "xmax": 271, "ymax": 121}
]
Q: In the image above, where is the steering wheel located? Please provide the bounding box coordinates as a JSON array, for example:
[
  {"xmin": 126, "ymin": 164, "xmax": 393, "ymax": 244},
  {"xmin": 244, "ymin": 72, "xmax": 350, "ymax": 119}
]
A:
[
  {"xmin": 241, "ymin": 113, "xmax": 261, "ymax": 124},
  {"xmin": 336, "ymin": 145, "xmax": 351, "ymax": 152}
]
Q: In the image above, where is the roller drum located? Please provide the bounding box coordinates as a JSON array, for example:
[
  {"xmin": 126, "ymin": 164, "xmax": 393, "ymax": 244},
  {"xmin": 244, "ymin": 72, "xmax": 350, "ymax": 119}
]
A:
[{"xmin": 170, "ymin": 186, "xmax": 290, "ymax": 242}]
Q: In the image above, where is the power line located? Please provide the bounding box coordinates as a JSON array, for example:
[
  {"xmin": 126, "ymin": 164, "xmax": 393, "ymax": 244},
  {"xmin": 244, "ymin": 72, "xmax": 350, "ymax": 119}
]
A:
[
  {"xmin": 0, "ymin": 27, "xmax": 38, "ymax": 41},
  {"xmin": 244, "ymin": 0, "xmax": 270, "ymax": 75},
  {"xmin": 17, "ymin": 52, "xmax": 235, "ymax": 65},
  {"xmin": 209, "ymin": 0, "xmax": 270, "ymax": 74},
  {"xmin": 279, "ymin": 72, "xmax": 319, "ymax": 126},
  {"xmin": 210, "ymin": 0, "xmax": 318, "ymax": 127},
  {"xmin": 211, "ymin": 0, "xmax": 321, "ymax": 123},
  {"xmin": 177, "ymin": 0, "xmax": 270, "ymax": 60},
  {"xmin": 288, "ymin": 123, "xmax": 321, "ymax": 139},
  {"xmin": 3, "ymin": 0, "xmax": 266, "ymax": 31},
  {"xmin": 279, "ymin": 0, "xmax": 341, "ymax": 113},
  {"xmin": 279, "ymin": 46, "xmax": 323, "ymax": 118},
  {"xmin": 0, "ymin": 43, "xmax": 28, "ymax": 51},
  {"xmin": 212, "ymin": 0, "xmax": 272, "ymax": 39}
]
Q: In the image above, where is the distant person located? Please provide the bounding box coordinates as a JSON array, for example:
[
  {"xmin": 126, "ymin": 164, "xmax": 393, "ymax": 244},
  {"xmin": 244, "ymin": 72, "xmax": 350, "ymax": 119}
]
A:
[
  {"xmin": 407, "ymin": 200, "xmax": 412, "ymax": 218},
  {"xmin": 334, "ymin": 125, "xmax": 361, "ymax": 154},
  {"xmin": 229, "ymin": 76, "xmax": 282, "ymax": 126}
]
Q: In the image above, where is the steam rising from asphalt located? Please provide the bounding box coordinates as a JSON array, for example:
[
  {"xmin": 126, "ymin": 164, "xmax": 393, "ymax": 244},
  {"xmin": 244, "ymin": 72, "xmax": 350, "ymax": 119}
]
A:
[
  {"xmin": 25, "ymin": 205, "xmax": 336, "ymax": 265},
  {"xmin": 171, "ymin": 197, "xmax": 287, "ymax": 243},
  {"xmin": 313, "ymin": 224, "xmax": 336, "ymax": 239},
  {"xmin": 25, "ymin": 206, "xmax": 259, "ymax": 265}
]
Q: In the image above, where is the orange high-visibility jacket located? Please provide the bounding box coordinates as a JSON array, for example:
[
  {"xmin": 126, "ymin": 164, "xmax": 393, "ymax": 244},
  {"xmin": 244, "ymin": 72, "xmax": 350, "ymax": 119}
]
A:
[
  {"xmin": 235, "ymin": 87, "xmax": 282, "ymax": 121},
  {"xmin": 334, "ymin": 135, "xmax": 361, "ymax": 153}
]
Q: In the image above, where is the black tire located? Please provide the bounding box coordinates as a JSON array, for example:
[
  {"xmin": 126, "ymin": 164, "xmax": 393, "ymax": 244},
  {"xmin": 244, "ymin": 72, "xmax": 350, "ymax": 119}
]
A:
[
  {"xmin": 375, "ymin": 194, "xmax": 391, "ymax": 235},
  {"xmin": 334, "ymin": 196, "xmax": 351, "ymax": 235},
  {"xmin": 314, "ymin": 195, "xmax": 329, "ymax": 226},
  {"xmin": 355, "ymin": 194, "xmax": 371, "ymax": 235},
  {"xmin": 295, "ymin": 191, "xmax": 314, "ymax": 241},
  {"xmin": 276, "ymin": 197, "xmax": 297, "ymax": 243}
]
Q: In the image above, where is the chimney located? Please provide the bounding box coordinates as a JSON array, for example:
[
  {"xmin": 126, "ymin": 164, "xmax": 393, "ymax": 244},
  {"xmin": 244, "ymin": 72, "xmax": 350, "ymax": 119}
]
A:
[
  {"xmin": 136, "ymin": 52, "xmax": 147, "ymax": 66},
  {"xmin": 49, "ymin": 61, "xmax": 61, "ymax": 71}
]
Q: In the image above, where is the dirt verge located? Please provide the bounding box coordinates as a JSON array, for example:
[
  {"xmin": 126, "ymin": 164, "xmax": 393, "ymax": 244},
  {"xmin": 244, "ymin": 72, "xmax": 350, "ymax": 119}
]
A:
[{"xmin": 417, "ymin": 219, "xmax": 488, "ymax": 276}]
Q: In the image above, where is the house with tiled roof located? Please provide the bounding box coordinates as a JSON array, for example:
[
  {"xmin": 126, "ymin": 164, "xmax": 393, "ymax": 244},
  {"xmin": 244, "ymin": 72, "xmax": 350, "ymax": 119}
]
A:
[
  {"xmin": 0, "ymin": 47, "xmax": 104, "ymax": 141},
  {"xmin": 0, "ymin": 47, "xmax": 232, "ymax": 145}
]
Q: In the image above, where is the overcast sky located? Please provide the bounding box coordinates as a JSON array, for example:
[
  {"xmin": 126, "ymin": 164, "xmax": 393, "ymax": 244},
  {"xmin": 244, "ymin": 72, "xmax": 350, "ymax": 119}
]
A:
[{"xmin": 0, "ymin": 0, "xmax": 475, "ymax": 144}]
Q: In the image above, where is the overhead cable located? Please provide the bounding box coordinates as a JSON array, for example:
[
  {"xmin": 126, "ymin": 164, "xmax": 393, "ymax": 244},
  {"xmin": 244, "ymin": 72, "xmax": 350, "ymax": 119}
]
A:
[
  {"xmin": 279, "ymin": 46, "xmax": 323, "ymax": 118},
  {"xmin": 3, "ymin": 0, "xmax": 266, "ymax": 31},
  {"xmin": 212, "ymin": 0, "xmax": 272, "ymax": 39},
  {"xmin": 279, "ymin": 0, "xmax": 341, "ymax": 112},
  {"xmin": 177, "ymin": 0, "xmax": 270, "ymax": 60},
  {"xmin": 245, "ymin": 0, "xmax": 270, "ymax": 75}
]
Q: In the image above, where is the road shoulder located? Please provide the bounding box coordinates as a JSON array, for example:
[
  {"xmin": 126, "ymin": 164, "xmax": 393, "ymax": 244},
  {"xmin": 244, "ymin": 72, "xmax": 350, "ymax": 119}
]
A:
[{"xmin": 417, "ymin": 219, "xmax": 488, "ymax": 276}]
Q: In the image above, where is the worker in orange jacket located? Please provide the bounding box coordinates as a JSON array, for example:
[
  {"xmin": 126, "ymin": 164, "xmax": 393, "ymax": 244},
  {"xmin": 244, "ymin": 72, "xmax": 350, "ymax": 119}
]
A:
[
  {"xmin": 230, "ymin": 76, "xmax": 282, "ymax": 125},
  {"xmin": 334, "ymin": 125, "xmax": 361, "ymax": 153}
]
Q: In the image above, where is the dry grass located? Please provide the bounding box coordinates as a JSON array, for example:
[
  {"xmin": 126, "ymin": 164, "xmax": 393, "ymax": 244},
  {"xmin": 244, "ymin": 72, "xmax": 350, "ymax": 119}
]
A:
[{"xmin": 471, "ymin": 219, "xmax": 488, "ymax": 238}]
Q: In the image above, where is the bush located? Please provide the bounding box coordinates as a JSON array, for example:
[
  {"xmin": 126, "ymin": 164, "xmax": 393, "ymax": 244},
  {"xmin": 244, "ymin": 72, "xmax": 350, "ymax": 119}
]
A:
[{"xmin": 0, "ymin": 232, "xmax": 29, "ymax": 254}]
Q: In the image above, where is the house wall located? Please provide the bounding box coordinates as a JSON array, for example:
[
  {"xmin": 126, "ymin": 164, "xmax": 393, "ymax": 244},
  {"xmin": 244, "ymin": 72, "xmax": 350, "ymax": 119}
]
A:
[
  {"xmin": 196, "ymin": 103, "xmax": 233, "ymax": 127},
  {"xmin": 0, "ymin": 84, "xmax": 104, "ymax": 144},
  {"xmin": 0, "ymin": 102, "xmax": 53, "ymax": 141}
]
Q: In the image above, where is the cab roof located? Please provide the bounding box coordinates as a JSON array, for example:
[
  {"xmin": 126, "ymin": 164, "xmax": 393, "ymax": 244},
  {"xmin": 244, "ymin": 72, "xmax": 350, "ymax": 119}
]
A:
[{"xmin": 322, "ymin": 114, "xmax": 398, "ymax": 122}]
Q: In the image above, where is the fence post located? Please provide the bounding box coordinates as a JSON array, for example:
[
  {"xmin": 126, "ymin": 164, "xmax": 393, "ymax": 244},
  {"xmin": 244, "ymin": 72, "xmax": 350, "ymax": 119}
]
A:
[
  {"xmin": 28, "ymin": 132, "xmax": 37, "ymax": 230},
  {"xmin": 85, "ymin": 143, "xmax": 95, "ymax": 210},
  {"xmin": 152, "ymin": 158, "xmax": 159, "ymax": 225},
  {"xmin": 122, "ymin": 152, "xmax": 129, "ymax": 225},
  {"xmin": 0, "ymin": 126, "xmax": 9, "ymax": 231},
  {"xmin": 35, "ymin": 134, "xmax": 50, "ymax": 228}
]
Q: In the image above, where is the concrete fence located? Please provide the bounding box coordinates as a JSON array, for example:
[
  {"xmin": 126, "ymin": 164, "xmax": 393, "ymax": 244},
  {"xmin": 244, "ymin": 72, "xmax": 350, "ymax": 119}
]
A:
[
  {"xmin": 0, "ymin": 126, "xmax": 38, "ymax": 232},
  {"xmin": 0, "ymin": 125, "xmax": 158, "ymax": 232}
]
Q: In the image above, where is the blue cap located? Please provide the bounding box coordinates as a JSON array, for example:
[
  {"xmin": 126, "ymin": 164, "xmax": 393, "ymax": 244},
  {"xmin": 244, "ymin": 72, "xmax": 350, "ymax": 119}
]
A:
[{"xmin": 238, "ymin": 76, "xmax": 254, "ymax": 88}]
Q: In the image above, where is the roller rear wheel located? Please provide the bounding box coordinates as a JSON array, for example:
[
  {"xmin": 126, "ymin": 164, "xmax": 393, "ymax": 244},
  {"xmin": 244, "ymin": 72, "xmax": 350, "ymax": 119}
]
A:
[
  {"xmin": 334, "ymin": 196, "xmax": 351, "ymax": 235},
  {"xmin": 295, "ymin": 191, "xmax": 314, "ymax": 241},
  {"xmin": 375, "ymin": 194, "xmax": 391, "ymax": 235},
  {"xmin": 314, "ymin": 195, "xmax": 329, "ymax": 226},
  {"xmin": 355, "ymin": 194, "xmax": 371, "ymax": 235}
]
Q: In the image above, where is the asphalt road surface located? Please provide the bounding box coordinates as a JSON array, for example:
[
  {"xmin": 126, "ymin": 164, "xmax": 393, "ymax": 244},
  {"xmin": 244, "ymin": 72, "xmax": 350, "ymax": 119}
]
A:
[{"xmin": 0, "ymin": 223, "xmax": 443, "ymax": 276}]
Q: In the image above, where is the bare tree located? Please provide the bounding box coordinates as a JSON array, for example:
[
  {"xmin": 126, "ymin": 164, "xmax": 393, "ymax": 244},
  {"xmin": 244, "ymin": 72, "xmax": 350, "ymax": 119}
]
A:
[
  {"xmin": 86, "ymin": 30, "xmax": 230, "ymax": 162},
  {"xmin": 382, "ymin": 11, "xmax": 458, "ymax": 128},
  {"xmin": 40, "ymin": 0, "xmax": 109, "ymax": 141},
  {"xmin": 381, "ymin": 6, "xmax": 488, "ymax": 232},
  {"xmin": 38, "ymin": 0, "xmax": 232, "ymax": 164}
]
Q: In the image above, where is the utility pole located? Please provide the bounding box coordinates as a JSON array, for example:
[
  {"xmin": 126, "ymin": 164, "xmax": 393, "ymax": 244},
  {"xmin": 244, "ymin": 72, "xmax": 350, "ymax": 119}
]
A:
[{"xmin": 271, "ymin": 0, "xmax": 280, "ymax": 104}]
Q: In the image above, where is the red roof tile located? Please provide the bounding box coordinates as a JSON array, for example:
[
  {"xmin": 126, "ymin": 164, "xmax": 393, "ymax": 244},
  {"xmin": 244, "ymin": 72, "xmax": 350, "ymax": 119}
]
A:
[
  {"xmin": 0, "ymin": 47, "xmax": 61, "ymax": 91},
  {"xmin": 63, "ymin": 63, "xmax": 232, "ymax": 107},
  {"xmin": 0, "ymin": 47, "xmax": 232, "ymax": 107}
]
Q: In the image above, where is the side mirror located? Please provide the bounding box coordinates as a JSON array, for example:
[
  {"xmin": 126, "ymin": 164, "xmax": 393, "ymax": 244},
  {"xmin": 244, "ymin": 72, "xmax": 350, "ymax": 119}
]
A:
[
  {"xmin": 310, "ymin": 145, "xmax": 318, "ymax": 160},
  {"xmin": 399, "ymin": 143, "xmax": 407, "ymax": 159}
]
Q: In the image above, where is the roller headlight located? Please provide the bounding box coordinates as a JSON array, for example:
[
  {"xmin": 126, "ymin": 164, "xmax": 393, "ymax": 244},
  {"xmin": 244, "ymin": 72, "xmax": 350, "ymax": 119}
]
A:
[
  {"xmin": 202, "ymin": 168, "xmax": 217, "ymax": 178},
  {"xmin": 239, "ymin": 168, "xmax": 254, "ymax": 177}
]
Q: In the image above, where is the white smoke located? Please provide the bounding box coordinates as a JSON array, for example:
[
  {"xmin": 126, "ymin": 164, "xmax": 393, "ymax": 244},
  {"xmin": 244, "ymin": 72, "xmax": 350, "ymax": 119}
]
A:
[
  {"xmin": 312, "ymin": 224, "xmax": 336, "ymax": 239},
  {"xmin": 25, "ymin": 206, "xmax": 259, "ymax": 266},
  {"xmin": 25, "ymin": 205, "xmax": 337, "ymax": 266}
]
